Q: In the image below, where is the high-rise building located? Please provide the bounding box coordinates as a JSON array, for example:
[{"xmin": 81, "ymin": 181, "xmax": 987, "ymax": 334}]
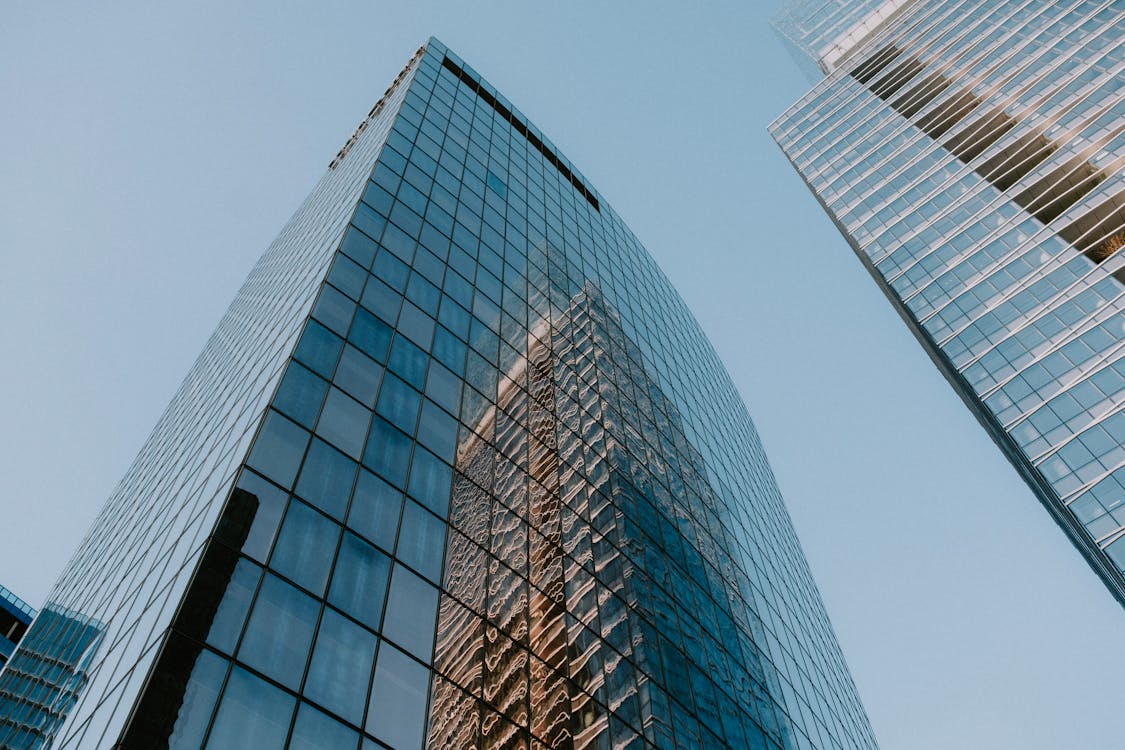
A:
[
  {"xmin": 0, "ymin": 587, "xmax": 34, "ymax": 670},
  {"xmin": 0, "ymin": 38, "xmax": 878, "ymax": 749},
  {"xmin": 771, "ymin": 2, "xmax": 1125, "ymax": 603}
]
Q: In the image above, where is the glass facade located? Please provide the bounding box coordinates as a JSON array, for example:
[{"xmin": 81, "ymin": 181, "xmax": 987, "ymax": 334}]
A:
[
  {"xmin": 0, "ymin": 586, "xmax": 35, "ymax": 669},
  {"xmin": 0, "ymin": 38, "xmax": 877, "ymax": 749},
  {"xmin": 772, "ymin": 0, "xmax": 918, "ymax": 76},
  {"xmin": 772, "ymin": 2, "xmax": 1125, "ymax": 604}
]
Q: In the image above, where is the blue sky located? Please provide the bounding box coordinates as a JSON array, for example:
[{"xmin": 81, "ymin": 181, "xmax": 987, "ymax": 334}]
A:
[{"xmin": 3, "ymin": 2, "xmax": 1124, "ymax": 748}]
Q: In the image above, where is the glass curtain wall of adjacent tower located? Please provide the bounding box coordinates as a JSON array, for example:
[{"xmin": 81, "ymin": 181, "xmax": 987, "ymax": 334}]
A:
[{"xmin": 772, "ymin": 1, "xmax": 1125, "ymax": 603}]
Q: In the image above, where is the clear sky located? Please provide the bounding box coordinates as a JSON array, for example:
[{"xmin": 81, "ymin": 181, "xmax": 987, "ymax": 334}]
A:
[{"xmin": 2, "ymin": 2, "xmax": 1123, "ymax": 748}]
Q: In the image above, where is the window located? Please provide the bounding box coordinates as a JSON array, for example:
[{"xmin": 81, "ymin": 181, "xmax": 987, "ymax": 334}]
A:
[
  {"xmin": 271, "ymin": 501, "xmax": 340, "ymax": 597},
  {"xmin": 396, "ymin": 501, "xmax": 446, "ymax": 582},
  {"xmin": 205, "ymin": 666, "xmax": 295, "ymax": 749},
  {"xmin": 304, "ymin": 608, "xmax": 377, "ymax": 725},
  {"xmin": 247, "ymin": 411, "xmax": 310, "ymax": 490},
  {"xmin": 272, "ymin": 362, "xmax": 327, "ymax": 429},
  {"xmin": 348, "ymin": 470, "xmax": 403, "ymax": 552},
  {"xmin": 290, "ymin": 703, "xmax": 360, "ymax": 750},
  {"xmin": 295, "ymin": 439, "xmax": 357, "ymax": 520},
  {"xmin": 365, "ymin": 643, "xmax": 429, "ymax": 750},
  {"xmin": 329, "ymin": 532, "xmax": 392, "ymax": 630},
  {"xmin": 380, "ymin": 565, "xmax": 437, "ymax": 662},
  {"xmin": 316, "ymin": 387, "xmax": 371, "ymax": 461},
  {"xmin": 238, "ymin": 575, "xmax": 319, "ymax": 690}
]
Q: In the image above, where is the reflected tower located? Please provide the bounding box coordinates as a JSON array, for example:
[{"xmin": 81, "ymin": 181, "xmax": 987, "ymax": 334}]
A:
[{"xmin": 0, "ymin": 39, "xmax": 877, "ymax": 749}]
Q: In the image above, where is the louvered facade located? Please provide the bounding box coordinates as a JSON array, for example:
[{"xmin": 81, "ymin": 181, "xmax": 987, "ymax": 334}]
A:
[{"xmin": 772, "ymin": 1, "xmax": 1125, "ymax": 604}]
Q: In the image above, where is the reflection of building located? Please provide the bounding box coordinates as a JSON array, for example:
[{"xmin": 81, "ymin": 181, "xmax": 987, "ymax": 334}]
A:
[
  {"xmin": 0, "ymin": 39, "xmax": 877, "ymax": 749},
  {"xmin": 772, "ymin": 1, "xmax": 1125, "ymax": 605},
  {"xmin": 431, "ymin": 282, "xmax": 787, "ymax": 748},
  {"xmin": 0, "ymin": 586, "xmax": 34, "ymax": 669}
]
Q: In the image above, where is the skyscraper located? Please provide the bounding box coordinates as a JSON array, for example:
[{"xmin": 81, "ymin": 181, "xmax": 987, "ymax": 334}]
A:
[
  {"xmin": 771, "ymin": 2, "xmax": 1125, "ymax": 603},
  {"xmin": 0, "ymin": 38, "xmax": 877, "ymax": 749},
  {"xmin": 0, "ymin": 587, "xmax": 34, "ymax": 670}
]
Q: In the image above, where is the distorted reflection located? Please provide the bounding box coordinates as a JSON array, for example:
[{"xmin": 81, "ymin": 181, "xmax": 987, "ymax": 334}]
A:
[{"xmin": 429, "ymin": 282, "xmax": 781, "ymax": 749}]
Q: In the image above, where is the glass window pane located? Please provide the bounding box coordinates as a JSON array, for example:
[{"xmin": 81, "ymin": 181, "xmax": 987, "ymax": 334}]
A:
[
  {"xmin": 424, "ymin": 362, "xmax": 462, "ymax": 416},
  {"xmin": 381, "ymin": 565, "xmax": 437, "ymax": 663},
  {"xmin": 349, "ymin": 308, "xmax": 393, "ymax": 363},
  {"xmin": 327, "ymin": 254, "xmax": 367, "ymax": 300},
  {"xmin": 294, "ymin": 320, "xmax": 344, "ymax": 379},
  {"xmin": 407, "ymin": 448, "xmax": 452, "ymax": 519},
  {"xmin": 271, "ymin": 500, "xmax": 340, "ymax": 597},
  {"xmin": 205, "ymin": 558, "xmax": 261, "ymax": 655},
  {"xmin": 340, "ymin": 226, "xmax": 377, "ymax": 269},
  {"xmin": 228, "ymin": 470, "xmax": 288, "ymax": 562},
  {"xmin": 416, "ymin": 400, "xmax": 456, "ymax": 463},
  {"xmin": 238, "ymin": 574, "xmax": 319, "ymax": 690},
  {"xmin": 205, "ymin": 666, "xmax": 295, "ymax": 750},
  {"xmin": 388, "ymin": 336, "xmax": 429, "ymax": 390},
  {"xmin": 290, "ymin": 702, "xmax": 360, "ymax": 750},
  {"xmin": 316, "ymin": 388, "xmax": 371, "ymax": 460},
  {"xmin": 313, "ymin": 285, "xmax": 357, "ymax": 337},
  {"xmin": 329, "ymin": 532, "xmax": 392, "ymax": 630},
  {"xmin": 375, "ymin": 374, "xmax": 421, "ymax": 435},
  {"xmin": 363, "ymin": 417, "xmax": 412, "ymax": 489},
  {"xmin": 272, "ymin": 362, "xmax": 328, "ymax": 428},
  {"xmin": 295, "ymin": 439, "xmax": 357, "ymax": 520},
  {"xmin": 396, "ymin": 502, "xmax": 446, "ymax": 583},
  {"xmin": 334, "ymin": 345, "xmax": 383, "ymax": 409},
  {"xmin": 246, "ymin": 411, "xmax": 310, "ymax": 490},
  {"xmin": 365, "ymin": 643, "xmax": 429, "ymax": 750},
  {"xmin": 397, "ymin": 303, "xmax": 435, "ymax": 350},
  {"xmin": 304, "ymin": 609, "xmax": 377, "ymax": 725},
  {"xmin": 348, "ymin": 469, "xmax": 403, "ymax": 551},
  {"xmin": 119, "ymin": 634, "xmax": 228, "ymax": 750}
]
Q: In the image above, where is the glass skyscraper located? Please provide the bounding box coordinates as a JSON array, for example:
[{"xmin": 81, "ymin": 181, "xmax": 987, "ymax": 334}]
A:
[
  {"xmin": 772, "ymin": 2, "xmax": 1125, "ymax": 603},
  {"xmin": 0, "ymin": 39, "xmax": 877, "ymax": 749},
  {"xmin": 0, "ymin": 587, "xmax": 34, "ymax": 670}
]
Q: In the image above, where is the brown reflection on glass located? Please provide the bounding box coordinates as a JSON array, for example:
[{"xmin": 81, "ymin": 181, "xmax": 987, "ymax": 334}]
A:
[{"xmin": 430, "ymin": 282, "xmax": 782, "ymax": 749}]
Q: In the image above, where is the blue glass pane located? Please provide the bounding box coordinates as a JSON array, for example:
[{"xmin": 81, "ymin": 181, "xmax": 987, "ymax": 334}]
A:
[
  {"xmin": 238, "ymin": 575, "xmax": 319, "ymax": 690},
  {"xmin": 295, "ymin": 438, "xmax": 357, "ymax": 520},
  {"xmin": 271, "ymin": 500, "xmax": 340, "ymax": 597},
  {"xmin": 406, "ymin": 448, "xmax": 451, "ymax": 518},
  {"xmin": 316, "ymin": 388, "xmax": 371, "ymax": 461},
  {"xmin": 290, "ymin": 702, "xmax": 360, "ymax": 750},
  {"xmin": 416, "ymin": 400, "xmax": 456, "ymax": 463},
  {"xmin": 272, "ymin": 361, "xmax": 327, "ymax": 429},
  {"xmin": 376, "ymin": 374, "xmax": 421, "ymax": 435},
  {"xmin": 326, "ymin": 254, "xmax": 367, "ymax": 300},
  {"xmin": 380, "ymin": 565, "xmax": 437, "ymax": 663},
  {"xmin": 313, "ymin": 285, "xmax": 357, "ymax": 337},
  {"xmin": 329, "ymin": 532, "xmax": 392, "ymax": 630},
  {"xmin": 340, "ymin": 226, "xmax": 377, "ymax": 269},
  {"xmin": 396, "ymin": 502, "xmax": 446, "ymax": 583},
  {"xmin": 334, "ymin": 345, "xmax": 383, "ymax": 408},
  {"xmin": 205, "ymin": 559, "xmax": 260, "ymax": 655},
  {"xmin": 349, "ymin": 308, "xmax": 393, "ymax": 363},
  {"xmin": 304, "ymin": 609, "xmax": 377, "ymax": 726},
  {"xmin": 365, "ymin": 643, "xmax": 428, "ymax": 750},
  {"xmin": 363, "ymin": 417, "xmax": 412, "ymax": 489},
  {"xmin": 294, "ymin": 320, "xmax": 344, "ymax": 379},
  {"xmin": 231, "ymin": 470, "xmax": 288, "ymax": 562},
  {"xmin": 246, "ymin": 411, "xmax": 310, "ymax": 490},
  {"xmin": 166, "ymin": 644, "xmax": 227, "ymax": 750},
  {"xmin": 388, "ymin": 336, "xmax": 429, "ymax": 390},
  {"xmin": 348, "ymin": 470, "xmax": 403, "ymax": 551},
  {"xmin": 205, "ymin": 666, "xmax": 295, "ymax": 749}
]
